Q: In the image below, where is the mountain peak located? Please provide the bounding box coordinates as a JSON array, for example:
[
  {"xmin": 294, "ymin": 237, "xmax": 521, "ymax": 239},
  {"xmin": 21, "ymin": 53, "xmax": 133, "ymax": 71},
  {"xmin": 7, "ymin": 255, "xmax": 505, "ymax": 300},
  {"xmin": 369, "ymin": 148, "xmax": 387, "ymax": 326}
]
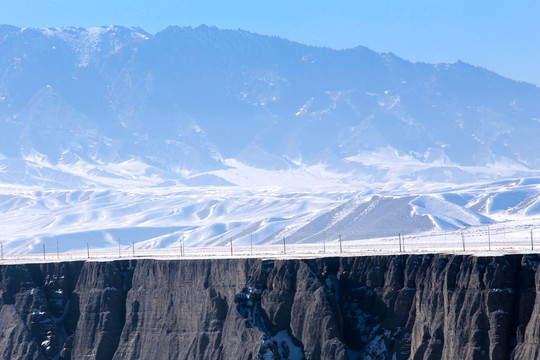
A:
[{"xmin": 0, "ymin": 24, "xmax": 539, "ymax": 187}]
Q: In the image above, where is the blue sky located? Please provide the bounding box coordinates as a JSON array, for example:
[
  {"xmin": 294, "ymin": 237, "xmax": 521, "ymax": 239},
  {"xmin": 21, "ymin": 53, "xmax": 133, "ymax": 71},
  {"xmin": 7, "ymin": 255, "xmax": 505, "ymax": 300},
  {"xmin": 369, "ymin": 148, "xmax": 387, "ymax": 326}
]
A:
[{"xmin": 1, "ymin": 0, "xmax": 539, "ymax": 86}]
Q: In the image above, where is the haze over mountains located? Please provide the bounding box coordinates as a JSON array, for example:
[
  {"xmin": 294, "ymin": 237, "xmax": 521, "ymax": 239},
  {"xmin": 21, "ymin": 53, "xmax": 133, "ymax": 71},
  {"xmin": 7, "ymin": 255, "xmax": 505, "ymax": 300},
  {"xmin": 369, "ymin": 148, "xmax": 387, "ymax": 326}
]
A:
[{"xmin": 1, "ymin": 25, "xmax": 540, "ymax": 253}]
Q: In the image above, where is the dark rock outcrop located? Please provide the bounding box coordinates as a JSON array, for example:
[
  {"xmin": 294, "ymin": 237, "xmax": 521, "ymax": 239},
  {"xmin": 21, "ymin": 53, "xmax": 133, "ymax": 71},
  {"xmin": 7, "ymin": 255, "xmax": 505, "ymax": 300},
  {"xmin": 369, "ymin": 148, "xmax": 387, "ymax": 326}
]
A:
[{"xmin": 1, "ymin": 254, "xmax": 540, "ymax": 359}]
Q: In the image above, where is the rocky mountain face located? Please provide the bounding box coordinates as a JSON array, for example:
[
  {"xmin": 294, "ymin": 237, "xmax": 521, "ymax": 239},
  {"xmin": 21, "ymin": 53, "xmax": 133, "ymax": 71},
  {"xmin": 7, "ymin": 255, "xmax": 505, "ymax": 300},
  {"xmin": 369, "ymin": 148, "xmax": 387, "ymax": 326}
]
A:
[
  {"xmin": 1, "ymin": 25, "xmax": 539, "ymax": 185},
  {"xmin": 1, "ymin": 255, "xmax": 540, "ymax": 359}
]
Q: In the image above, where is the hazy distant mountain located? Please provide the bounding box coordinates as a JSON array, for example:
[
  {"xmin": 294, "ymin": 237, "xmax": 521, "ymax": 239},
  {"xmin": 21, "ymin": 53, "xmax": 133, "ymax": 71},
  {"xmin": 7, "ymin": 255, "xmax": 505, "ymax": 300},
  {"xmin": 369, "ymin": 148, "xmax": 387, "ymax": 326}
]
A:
[
  {"xmin": 2, "ymin": 25, "xmax": 540, "ymax": 253},
  {"xmin": 1, "ymin": 24, "xmax": 539, "ymax": 187}
]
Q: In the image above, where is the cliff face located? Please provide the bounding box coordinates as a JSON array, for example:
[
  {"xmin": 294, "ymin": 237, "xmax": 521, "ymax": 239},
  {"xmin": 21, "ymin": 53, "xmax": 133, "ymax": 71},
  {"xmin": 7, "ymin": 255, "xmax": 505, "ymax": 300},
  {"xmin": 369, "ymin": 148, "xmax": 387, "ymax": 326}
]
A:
[{"xmin": 0, "ymin": 254, "xmax": 539, "ymax": 360}]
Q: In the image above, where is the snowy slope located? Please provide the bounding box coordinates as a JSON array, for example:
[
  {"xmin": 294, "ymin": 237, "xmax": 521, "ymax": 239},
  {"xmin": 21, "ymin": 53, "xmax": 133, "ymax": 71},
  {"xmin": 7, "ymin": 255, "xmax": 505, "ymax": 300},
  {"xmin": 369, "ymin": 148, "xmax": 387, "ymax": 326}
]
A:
[
  {"xmin": 1, "ymin": 177, "xmax": 540, "ymax": 255},
  {"xmin": 1, "ymin": 25, "xmax": 540, "ymax": 254},
  {"xmin": 1, "ymin": 25, "xmax": 539, "ymax": 179}
]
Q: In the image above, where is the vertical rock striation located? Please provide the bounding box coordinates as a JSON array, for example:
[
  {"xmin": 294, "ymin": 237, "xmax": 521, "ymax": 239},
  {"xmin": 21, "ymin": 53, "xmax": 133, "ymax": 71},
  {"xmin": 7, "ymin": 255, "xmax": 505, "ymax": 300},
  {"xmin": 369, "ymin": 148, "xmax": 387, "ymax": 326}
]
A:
[{"xmin": 1, "ymin": 254, "xmax": 540, "ymax": 359}]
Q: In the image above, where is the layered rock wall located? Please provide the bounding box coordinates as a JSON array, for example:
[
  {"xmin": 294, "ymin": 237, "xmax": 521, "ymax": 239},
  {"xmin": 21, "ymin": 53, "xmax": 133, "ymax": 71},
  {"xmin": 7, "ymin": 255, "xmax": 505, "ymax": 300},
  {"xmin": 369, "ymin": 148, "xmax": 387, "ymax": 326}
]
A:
[{"xmin": 1, "ymin": 255, "xmax": 539, "ymax": 359}]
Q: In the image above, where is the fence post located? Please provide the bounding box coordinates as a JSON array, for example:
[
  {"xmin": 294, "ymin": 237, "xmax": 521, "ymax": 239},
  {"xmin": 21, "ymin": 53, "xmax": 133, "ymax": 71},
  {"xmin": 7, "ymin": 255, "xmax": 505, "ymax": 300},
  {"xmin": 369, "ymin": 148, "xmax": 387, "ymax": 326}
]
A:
[
  {"xmin": 283, "ymin": 236, "xmax": 286, "ymax": 254},
  {"xmin": 461, "ymin": 231, "xmax": 465, "ymax": 251},
  {"xmin": 531, "ymin": 229, "xmax": 534, "ymax": 251},
  {"xmin": 87, "ymin": 243, "xmax": 89, "ymax": 259},
  {"xmin": 398, "ymin": 233, "xmax": 402, "ymax": 252},
  {"xmin": 230, "ymin": 238, "xmax": 233, "ymax": 256},
  {"xmin": 339, "ymin": 234, "xmax": 342, "ymax": 253},
  {"xmin": 488, "ymin": 226, "xmax": 491, "ymax": 251},
  {"xmin": 181, "ymin": 236, "xmax": 185, "ymax": 257}
]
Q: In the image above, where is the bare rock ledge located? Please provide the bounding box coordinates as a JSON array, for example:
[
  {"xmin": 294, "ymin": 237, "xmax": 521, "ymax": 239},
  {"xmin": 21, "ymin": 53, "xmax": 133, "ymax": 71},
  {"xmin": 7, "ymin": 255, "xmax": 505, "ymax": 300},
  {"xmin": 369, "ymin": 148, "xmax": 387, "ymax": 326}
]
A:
[{"xmin": 1, "ymin": 255, "xmax": 540, "ymax": 359}]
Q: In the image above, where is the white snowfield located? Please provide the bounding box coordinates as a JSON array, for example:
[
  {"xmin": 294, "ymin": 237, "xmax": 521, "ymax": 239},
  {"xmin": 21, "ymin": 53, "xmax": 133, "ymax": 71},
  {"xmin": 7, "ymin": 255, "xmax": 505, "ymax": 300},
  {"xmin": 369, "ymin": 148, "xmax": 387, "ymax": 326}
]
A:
[
  {"xmin": 2, "ymin": 154, "xmax": 540, "ymax": 262},
  {"xmin": 2, "ymin": 25, "xmax": 540, "ymax": 263}
]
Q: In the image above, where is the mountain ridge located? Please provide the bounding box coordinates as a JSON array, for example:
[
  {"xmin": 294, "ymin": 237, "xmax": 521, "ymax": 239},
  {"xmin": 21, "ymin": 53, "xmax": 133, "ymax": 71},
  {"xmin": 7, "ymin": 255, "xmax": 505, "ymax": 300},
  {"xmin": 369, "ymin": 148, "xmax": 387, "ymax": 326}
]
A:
[
  {"xmin": 1, "ymin": 25, "xmax": 540, "ymax": 253},
  {"xmin": 1, "ymin": 24, "xmax": 539, "ymax": 185}
]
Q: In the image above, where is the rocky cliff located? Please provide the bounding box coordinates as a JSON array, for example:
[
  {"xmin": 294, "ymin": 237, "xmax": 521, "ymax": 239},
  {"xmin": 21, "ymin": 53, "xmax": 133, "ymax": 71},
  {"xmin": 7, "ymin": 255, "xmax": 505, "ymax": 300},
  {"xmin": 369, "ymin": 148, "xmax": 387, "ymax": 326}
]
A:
[{"xmin": 1, "ymin": 254, "xmax": 540, "ymax": 359}]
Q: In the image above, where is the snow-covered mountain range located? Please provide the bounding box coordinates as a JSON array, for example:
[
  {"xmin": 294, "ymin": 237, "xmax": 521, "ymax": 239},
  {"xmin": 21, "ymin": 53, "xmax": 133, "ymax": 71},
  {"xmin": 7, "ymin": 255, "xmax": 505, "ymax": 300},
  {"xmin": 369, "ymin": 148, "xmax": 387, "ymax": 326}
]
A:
[{"xmin": 1, "ymin": 25, "xmax": 540, "ymax": 254}]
